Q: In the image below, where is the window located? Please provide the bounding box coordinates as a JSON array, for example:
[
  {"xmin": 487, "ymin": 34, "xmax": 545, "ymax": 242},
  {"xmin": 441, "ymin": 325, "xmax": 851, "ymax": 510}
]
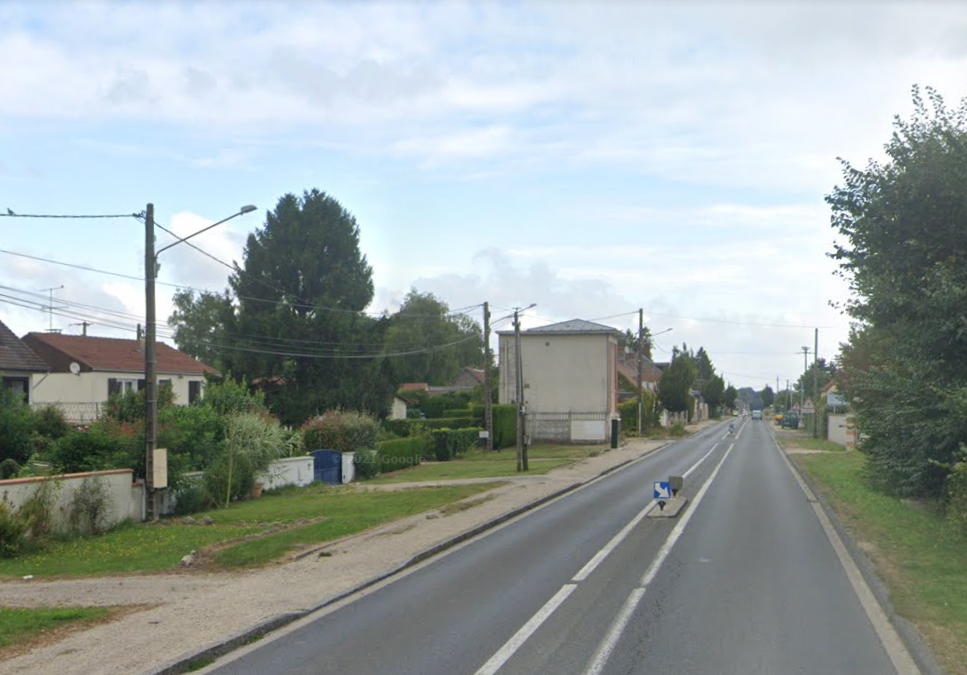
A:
[
  {"xmin": 189, "ymin": 380, "xmax": 202, "ymax": 404},
  {"xmin": 2, "ymin": 377, "xmax": 29, "ymax": 404},
  {"xmin": 108, "ymin": 378, "xmax": 138, "ymax": 397}
]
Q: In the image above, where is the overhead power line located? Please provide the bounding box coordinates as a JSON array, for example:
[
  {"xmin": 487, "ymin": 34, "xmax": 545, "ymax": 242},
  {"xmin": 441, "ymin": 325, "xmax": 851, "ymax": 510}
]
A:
[{"xmin": 1, "ymin": 210, "xmax": 141, "ymax": 219}]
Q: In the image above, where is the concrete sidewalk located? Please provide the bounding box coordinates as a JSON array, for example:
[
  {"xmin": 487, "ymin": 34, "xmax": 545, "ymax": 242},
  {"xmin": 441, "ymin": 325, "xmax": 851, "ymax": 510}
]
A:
[{"xmin": 0, "ymin": 422, "xmax": 720, "ymax": 675}]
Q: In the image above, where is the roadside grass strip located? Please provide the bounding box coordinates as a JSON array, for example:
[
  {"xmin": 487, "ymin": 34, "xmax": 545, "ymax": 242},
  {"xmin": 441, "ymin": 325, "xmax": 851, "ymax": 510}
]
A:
[
  {"xmin": 792, "ymin": 451, "xmax": 967, "ymax": 675},
  {"xmin": 0, "ymin": 483, "xmax": 502, "ymax": 577},
  {"xmin": 0, "ymin": 606, "xmax": 111, "ymax": 653}
]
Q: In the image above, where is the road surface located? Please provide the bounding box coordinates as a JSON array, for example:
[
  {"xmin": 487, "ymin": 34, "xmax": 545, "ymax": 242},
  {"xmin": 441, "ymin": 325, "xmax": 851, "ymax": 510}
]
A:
[{"xmin": 203, "ymin": 419, "xmax": 909, "ymax": 675}]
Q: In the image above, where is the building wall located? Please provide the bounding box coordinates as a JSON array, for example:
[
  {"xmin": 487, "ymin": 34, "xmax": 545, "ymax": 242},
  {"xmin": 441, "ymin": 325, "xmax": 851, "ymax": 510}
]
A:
[
  {"xmin": 499, "ymin": 333, "xmax": 616, "ymax": 414},
  {"xmin": 391, "ymin": 397, "xmax": 407, "ymax": 420},
  {"xmin": 827, "ymin": 413, "xmax": 857, "ymax": 449},
  {"xmin": 30, "ymin": 371, "xmax": 206, "ymax": 422}
]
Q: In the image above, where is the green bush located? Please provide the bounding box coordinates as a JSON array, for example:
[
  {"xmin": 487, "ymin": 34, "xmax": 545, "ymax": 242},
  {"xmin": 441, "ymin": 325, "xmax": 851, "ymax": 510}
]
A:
[
  {"xmin": 618, "ymin": 391, "xmax": 658, "ymax": 435},
  {"xmin": 382, "ymin": 418, "xmax": 416, "ymax": 438},
  {"xmin": 0, "ymin": 500, "xmax": 26, "ymax": 558},
  {"xmin": 442, "ymin": 408, "xmax": 471, "ymax": 419},
  {"xmin": 0, "ymin": 459, "xmax": 19, "ymax": 480},
  {"xmin": 30, "ymin": 405, "xmax": 70, "ymax": 440},
  {"xmin": 48, "ymin": 424, "xmax": 134, "ymax": 474},
  {"xmin": 469, "ymin": 404, "xmax": 517, "ymax": 449},
  {"xmin": 430, "ymin": 428, "xmax": 482, "ymax": 461},
  {"xmin": 158, "ymin": 404, "xmax": 227, "ymax": 475},
  {"xmin": 946, "ymin": 454, "xmax": 967, "ymax": 536},
  {"xmin": 353, "ymin": 448, "xmax": 380, "ymax": 480},
  {"xmin": 208, "ymin": 412, "xmax": 292, "ymax": 508},
  {"xmin": 201, "ymin": 376, "xmax": 267, "ymax": 416},
  {"xmin": 376, "ymin": 436, "xmax": 425, "ymax": 473},
  {"xmin": 0, "ymin": 388, "xmax": 32, "ymax": 465},
  {"xmin": 302, "ymin": 409, "xmax": 379, "ymax": 454},
  {"xmin": 171, "ymin": 481, "xmax": 213, "ymax": 516}
]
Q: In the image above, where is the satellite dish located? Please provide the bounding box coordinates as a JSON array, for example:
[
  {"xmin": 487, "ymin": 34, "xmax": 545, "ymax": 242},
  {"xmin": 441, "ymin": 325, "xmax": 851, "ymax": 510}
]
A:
[{"xmin": 69, "ymin": 362, "xmax": 81, "ymax": 375}]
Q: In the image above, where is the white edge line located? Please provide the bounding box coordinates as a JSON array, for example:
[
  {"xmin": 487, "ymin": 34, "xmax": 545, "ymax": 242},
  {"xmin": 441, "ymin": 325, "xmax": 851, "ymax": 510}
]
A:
[
  {"xmin": 770, "ymin": 432, "xmax": 921, "ymax": 675},
  {"xmin": 474, "ymin": 584, "xmax": 578, "ymax": 675},
  {"xmin": 584, "ymin": 443, "xmax": 734, "ymax": 675}
]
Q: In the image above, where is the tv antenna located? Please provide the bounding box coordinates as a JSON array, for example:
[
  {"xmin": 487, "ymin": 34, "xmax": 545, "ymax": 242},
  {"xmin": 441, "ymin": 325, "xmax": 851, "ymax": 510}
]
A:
[{"xmin": 40, "ymin": 285, "xmax": 66, "ymax": 332}]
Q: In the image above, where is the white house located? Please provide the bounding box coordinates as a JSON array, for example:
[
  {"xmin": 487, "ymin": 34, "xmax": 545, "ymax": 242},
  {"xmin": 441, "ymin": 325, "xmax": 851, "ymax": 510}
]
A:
[
  {"xmin": 22, "ymin": 332, "xmax": 216, "ymax": 423},
  {"xmin": 498, "ymin": 319, "xmax": 620, "ymax": 444}
]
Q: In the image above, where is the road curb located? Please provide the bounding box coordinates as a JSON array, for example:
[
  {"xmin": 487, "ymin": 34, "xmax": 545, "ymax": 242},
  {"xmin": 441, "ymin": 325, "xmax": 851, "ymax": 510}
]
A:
[
  {"xmin": 770, "ymin": 430, "xmax": 944, "ymax": 675},
  {"xmin": 151, "ymin": 440, "xmax": 673, "ymax": 675}
]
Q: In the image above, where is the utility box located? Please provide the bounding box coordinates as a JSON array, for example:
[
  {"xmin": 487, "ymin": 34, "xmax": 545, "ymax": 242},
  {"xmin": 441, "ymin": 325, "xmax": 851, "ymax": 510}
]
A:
[{"xmin": 153, "ymin": 448, "xmax": 168, "ymax": 489}]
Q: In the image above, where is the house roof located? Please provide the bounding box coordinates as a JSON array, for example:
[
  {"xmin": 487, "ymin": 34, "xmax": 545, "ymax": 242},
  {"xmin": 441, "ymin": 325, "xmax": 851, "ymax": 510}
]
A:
[
  {"xmin": 0, "ymin": 320, "xmax": 48, "ymax": 373},
  {"xmin": 498, "ymin": 318, "xmax": 622, "ymax": 337},
  {"xmin": 453, "ymin": 367, "xmax": 486, "ymax": 384},
  {"xmin": 616, "ymin": 353, "xmax": 663, "ymax": 387},
  {"xmin": 22, "ymin": 333, "xmax": 216, "ymax": 376},
  {"xmin": 398, "ymin": 382, "xmax": 429, "ymax": 393}
]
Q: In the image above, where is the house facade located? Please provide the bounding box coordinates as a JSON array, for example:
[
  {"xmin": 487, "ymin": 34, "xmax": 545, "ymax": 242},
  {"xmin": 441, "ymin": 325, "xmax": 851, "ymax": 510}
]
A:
[
  {"xmin": 22, "ymin": 333, "xmax": 216, "ymax": 423},
  {"xmin": 0, "ymin": 319, "xmax": 48, "ymax": 403},
  {"xmin": 498, "ymin": 319, "xmax": 620, "ymax": 444}
]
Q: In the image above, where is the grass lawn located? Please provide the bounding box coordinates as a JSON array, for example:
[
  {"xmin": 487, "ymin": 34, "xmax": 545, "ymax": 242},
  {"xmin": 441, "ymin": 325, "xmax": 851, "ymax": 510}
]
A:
[
  {"xmin": 0, "ymin": 606, "xmax": 112, "ymax": 653},
  {"xmin": 780, "ymin": 434, "xmax": 847, "ymax": 452},
  {"xmin": 0, "ymin": 482, "xmax": 500, "ymax": 578},
  {"xmin": 792, "ymin": 451, "xmax": 967, "ymax": 675},
  {"xmin": 369, "ymin": 444, "xmax": 603, "ymax": 484}
]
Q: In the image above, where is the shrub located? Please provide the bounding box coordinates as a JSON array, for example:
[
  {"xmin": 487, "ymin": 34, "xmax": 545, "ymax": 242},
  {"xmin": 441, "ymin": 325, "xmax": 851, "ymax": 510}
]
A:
[
  {"xmin": 376, "ymin": 436, "xmax": 425, "ymax": 473},
  {"xmin": 946, "ymin": 452, "xmax": 967, "ymax": 536},
  {"xmin": 201, "ymin": 376, "xmax": 267, "ymax": 416},
  {"xmin": 0, "ymin": 387, "xmax": 32, "ymax": 465},
  {"xmin": 68, "ymin": 476, "xmax": 113, "ymax": 535},
  {"xmin": 0, "ymin": 500, "xmax": 27, "ymax": 558},
  {"xmin": 430, "ymin": 428, "xmax": 482, "ymax": 461},
  {"xmin": 469, "ymin": 404, "xmax": 516, "ymax": 449},
  {"xmin": 49, "ymin": 424, "xmax": 134, "ymax": 474},
  {"xmin": 18, "ymin": 479, "xmax": 59, "ymax": 538},
  {"xmin": 104, "ymin": 382, "xmax": 175, "ymax": 424},
  {"xmin": 352, "ymin": 448, "xmax": 381, "ymax": 480},
  {"xmin": 30, "ymin": 405, "xmax": 70, "ymax": 440},
  {"xmin": 420, "ymin": 393, "xmax": 470, "ymax": 419},
  {"xmin": 171, "ymin": 481, "xmax": 213, "ymax": 516},
  {"xmin": 0, "ymin": 458, "xmax": 19, "ymax": 480},
  {"xmin": 209, "ymin": 412, "xmax": 291, "ymax": 508},
  {"xmin": 669, "ymin": 423, "xmax": 687, "ymax": 437},
  {"xmin": 302, "ymin": 409, "xmax": 379, "ymax": 454},
  {"xmin": 158, "ymin": 404, "xmax": 227, "ymax": 474},
  {"xmin": 381, "ymin": 418, "xmax": 415, "ymax": 438},
  {"xmin": 442, "ymin": 409, "xmax": 471, "ymax": 419}
]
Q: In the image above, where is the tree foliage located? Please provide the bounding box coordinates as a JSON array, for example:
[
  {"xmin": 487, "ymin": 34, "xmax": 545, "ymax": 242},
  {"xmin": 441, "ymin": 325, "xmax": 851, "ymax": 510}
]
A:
[
  {"xmin": 169, "ymin": 289, "xmax": 234, "ymax": 370},
  {"xmin": 759, "ymin": 385, "xmax": 775, "ymax": 409},
  {"xmin": 382, "ymin": 290, "xmax": 483, "ymax": 385},
  {"xmin": 828, "ymin": 86, "xmax": 967, "ymax": 497},
  {"xmin": 657, "ymin": 348, "xmax": 697, "ymax": 414}
]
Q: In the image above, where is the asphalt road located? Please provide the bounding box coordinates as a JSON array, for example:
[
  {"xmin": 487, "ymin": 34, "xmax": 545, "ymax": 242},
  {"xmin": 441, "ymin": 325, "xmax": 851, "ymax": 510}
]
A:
[{"xmin": 204, "ymin": 420, "xmax": 903, "ymax": 675}]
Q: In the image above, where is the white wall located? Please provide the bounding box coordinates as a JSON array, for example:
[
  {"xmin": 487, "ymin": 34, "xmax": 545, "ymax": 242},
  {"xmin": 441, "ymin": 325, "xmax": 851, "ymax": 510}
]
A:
[
  {"xmin": 391, "ymin": 397, "xmax": 407, "ymax": 420},
  {"xmin": 0, "ymin": 469, "xmax": 143, "ymax": 533},
  {"xmin": 499, "ymin": 333, "xmax": 616, "ymax": 414},
  {"xmin": 260, "ymin": 456, "xmax": 315, "ymax": 490},
  {"xmin": 30, "ymin": 371, "xmax": 206, "ymax": 422}
]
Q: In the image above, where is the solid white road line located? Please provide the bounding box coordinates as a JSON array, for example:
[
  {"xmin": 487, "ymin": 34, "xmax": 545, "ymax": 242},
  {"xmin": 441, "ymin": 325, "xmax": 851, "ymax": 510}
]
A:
[
  {"xmin": 770, "ymin": 432, "xmax": 922, "ymax": 675},
  {"xmin": 473, "ymin": 584, "xmax": 578, "ymax": 675},
  {"xmin": 472, "ymin": 438, "xmax": 726, "ymax": 674},
  {"xmin": 583, "ymin": 443, "xmax": 735, "ymax": 675}
]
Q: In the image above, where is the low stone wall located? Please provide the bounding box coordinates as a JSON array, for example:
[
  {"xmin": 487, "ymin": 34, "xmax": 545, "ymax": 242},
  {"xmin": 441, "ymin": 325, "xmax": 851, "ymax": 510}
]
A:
[{"xmin": 0, "ymin": 469, "xmax": 143, "ymax": 533}]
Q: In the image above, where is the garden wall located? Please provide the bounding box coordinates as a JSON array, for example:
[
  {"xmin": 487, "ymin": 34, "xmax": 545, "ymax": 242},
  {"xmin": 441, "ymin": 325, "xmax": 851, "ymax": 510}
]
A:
[{"xmin": 0, "ymin": 469, "xmax": 143, "ymax": 533}]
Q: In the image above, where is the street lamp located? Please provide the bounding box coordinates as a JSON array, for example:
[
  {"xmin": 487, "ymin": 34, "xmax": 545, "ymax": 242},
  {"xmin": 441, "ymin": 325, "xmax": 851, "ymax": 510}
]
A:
[{"xmin": 143, "ymin": 203, "xmax": 256, "ymax": 521}]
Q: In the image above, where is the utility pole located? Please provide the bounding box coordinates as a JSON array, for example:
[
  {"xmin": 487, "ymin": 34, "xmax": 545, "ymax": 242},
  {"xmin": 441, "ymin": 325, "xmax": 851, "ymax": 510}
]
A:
[
  {"xmin": 637, "ymin": 308, "xmax": 644, "ymax": 436},
  {"xmin": 813, "ymin": 328, "xmax": 819, "ymax": 439},
  {"xmin": 483, "ymin": 302, "xmax": 493, "ymax": 452},
  {"xmin": 800, "ymin": 346, "xmax": 809, "ymax": 414},
  {"xmin": 144, "ymin": 203, "xmax": 158, "ymax": 521},
  {"xmin": 776, "ymin": 376, "xmax": 780, "ymax": 410},
  {"xmin": 514, "ymin": 308, "xmax": 524, "ymax": 472}
]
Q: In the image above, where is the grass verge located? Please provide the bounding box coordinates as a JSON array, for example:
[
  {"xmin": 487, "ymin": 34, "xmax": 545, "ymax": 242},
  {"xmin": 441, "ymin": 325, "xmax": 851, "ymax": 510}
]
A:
[
  {"xmin": 370, "ymin": 444, "xmax": 601, "ymax": 483},
  {"xmin": 780, "ymin": 434, "xmax": 847, "ymax": 452},
  {"xmin": 0, "ymin": 482, "xmax": 501, "ymax": 578},
  {"xmin": 791, "ymin": 451, "xmax": 967, "ymax": 675},
  {"xmin": 0, "ymin": 606, "xmax": 112, "ymax": 654}
]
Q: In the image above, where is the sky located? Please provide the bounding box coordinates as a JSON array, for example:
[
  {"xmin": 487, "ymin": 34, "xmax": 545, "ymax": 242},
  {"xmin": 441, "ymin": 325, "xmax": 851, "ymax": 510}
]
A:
[{"xmin": 2, "ymin": 0, "xmax": 967, "ymax": 392}]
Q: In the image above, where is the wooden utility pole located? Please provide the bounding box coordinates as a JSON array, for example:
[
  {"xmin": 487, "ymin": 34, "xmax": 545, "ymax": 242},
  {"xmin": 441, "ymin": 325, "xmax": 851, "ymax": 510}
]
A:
[
  {"xmin": 483, "ymin": 302, "xmax": 493, "ymax": 451},
  {"xmin": 637, "ymin": 308, "xmax": 644, "ymax": 435},
  {"xmin": 514, "ymin": 308, "xmax": 523, "ymax": 471},
  {"xmin": 813, "ymin": 328, "xmax": 819, "ymax": 439},
  {"xmin": 144, "ymin": 203, "xmax": 158, "ymax": 521}
]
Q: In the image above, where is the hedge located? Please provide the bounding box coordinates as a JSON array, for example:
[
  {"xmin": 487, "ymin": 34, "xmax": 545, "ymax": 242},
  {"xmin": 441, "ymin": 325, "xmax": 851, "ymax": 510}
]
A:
[
  {"xmin": 375, "ymin": 436, "xmax": 425, "ymax": 473},
  {"xmin": 430, "ymin": 428, "xmax": 482, "ymax": 461},
  {"xmin": 442, "ymin": 409, "xmax": 472, "ymax": 419},
  {"xmin": 618, "ymin": 390, "xmax": 658, "ymax": 434},
  {"xmin": 469, "ymin": 404, "xmax": 517, "ymax": 449}
]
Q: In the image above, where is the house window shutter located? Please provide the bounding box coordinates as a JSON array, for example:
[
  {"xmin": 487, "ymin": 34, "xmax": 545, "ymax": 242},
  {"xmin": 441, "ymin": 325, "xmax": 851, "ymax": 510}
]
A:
[
  {"xmin": 138, "ymin": 379, "xmax": 146, "ymax": 391},
  {"xmin": 108, "ymin": 378, "xmax": 120, "ymax": 396}
]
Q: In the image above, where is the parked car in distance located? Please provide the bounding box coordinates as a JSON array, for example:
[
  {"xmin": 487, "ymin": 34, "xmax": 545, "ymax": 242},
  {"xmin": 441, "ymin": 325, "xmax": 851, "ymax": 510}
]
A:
[
  {"xmin": 751, "ymin": 409, "xmax": 762, "ymax": 420},
  {"xmin": 781, "ymin": 412, "xmax": 799, "ymax": 429}
]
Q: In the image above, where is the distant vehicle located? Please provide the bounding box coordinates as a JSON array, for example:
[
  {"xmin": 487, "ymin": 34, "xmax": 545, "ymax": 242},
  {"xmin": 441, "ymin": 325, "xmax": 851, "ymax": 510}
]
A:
[
  {"xmin": 751, "ymin": 409, "xmax": 762, "ymax": 420},
  {"xmin": 782, "ymin": 412, "xmax": 799, "ymax": 429},
  {"xmin": 732, "ymin": 410, "xmax": 739, "ymax": 417}
]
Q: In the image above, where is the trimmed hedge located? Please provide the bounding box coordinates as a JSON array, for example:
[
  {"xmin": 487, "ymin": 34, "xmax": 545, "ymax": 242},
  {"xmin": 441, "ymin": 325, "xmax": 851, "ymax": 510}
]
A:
[
  {"xmin": 618, "ymin": 391, "xmax": 658, "ymax": 434},
  {"xmin": 442, "ymin": 409, "xmax": 472, "ymax": 419},
  {"xmin": 431, "ymin": 428, "xmax": 482, "ymax": 461},
  {"xmin": 375, "ymin": 436, "xmax": 424, "ymax": 473},
  {"xmin": 382, "ymin": 418, "xmax": 415, "ymax": 438},
  {"xmin": 469, "ymin": 404, "xmax": 516, "ymax": 449}
]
